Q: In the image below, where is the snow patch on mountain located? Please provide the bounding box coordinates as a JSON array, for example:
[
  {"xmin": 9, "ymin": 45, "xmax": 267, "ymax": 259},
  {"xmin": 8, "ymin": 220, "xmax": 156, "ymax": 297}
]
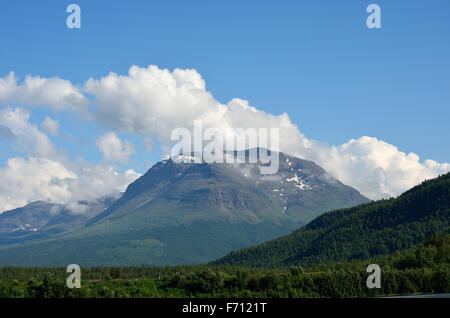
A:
[{"xmin": 286, "ymin": 173, "xmax": 312, "ymax": 190}]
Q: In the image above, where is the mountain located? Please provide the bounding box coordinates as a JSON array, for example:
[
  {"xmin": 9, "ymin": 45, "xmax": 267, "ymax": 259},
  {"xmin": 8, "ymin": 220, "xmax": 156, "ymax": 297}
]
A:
[
  {"xmin": 0, "ymin": 196, "xmax": 119, "ymax": 245},
  {"xmin": 89, "ymin": 150, "xmax": 367, "ymax": 226},
  {"xmin": 0, "ymin": 201, "xmax": 61, "ymax": 234},
  {"xmin": 0, "ymin": 150, "xmax": 368, "ymax": 266},
  {"xmin": 213, "ymin": 173, "xmax": 450, "ymax": 268}
]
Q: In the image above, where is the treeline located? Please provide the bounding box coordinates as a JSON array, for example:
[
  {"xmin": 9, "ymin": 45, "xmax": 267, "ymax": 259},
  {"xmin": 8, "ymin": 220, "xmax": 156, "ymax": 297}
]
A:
[{"xmin": 0, "ymin": 234, "xmax": 448, "ymax": 298}]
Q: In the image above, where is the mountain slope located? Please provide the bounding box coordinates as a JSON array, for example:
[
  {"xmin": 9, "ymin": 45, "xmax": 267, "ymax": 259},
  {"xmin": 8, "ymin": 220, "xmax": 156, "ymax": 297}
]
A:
[
  {"xmin": 0, "ymin": 196, "xmax": 119, "ymax": 245},
  {"xmin": 0, "ymin": 150, "xmax": 368, "ymax": 266},
  {"xmin": 89, "ymin": 151, "xmax": 367, "ymax": 226},
  {"xmin": 213, "ymin": 173, "xmax": 450, "ymax": 268},
  {"xmin": 0, "ymin": 201, "xmax": 60, "ymax": 234}
]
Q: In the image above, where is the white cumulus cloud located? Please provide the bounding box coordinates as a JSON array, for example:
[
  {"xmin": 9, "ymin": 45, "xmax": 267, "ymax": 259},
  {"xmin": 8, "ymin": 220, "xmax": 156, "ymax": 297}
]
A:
[
  {"xmin": 295, "ymin": 136, "xmax": 450, "ymax": 199},
  {"xmin": 0, "ymin": 108, "xmax": 140, "ymax": 213},
  {"xmin": 0, "ymin": 157, "xmax": 140, "ymax": 213},
  {"xmin": 82, "ymin": 65, "xmax": 450, "ymax": 200},
  {"xmin": 41, "ymin": 116, "xmax": 59, "ymax": 136},
  {"xmin": 1, "ymin": 65, "xmax": 449, "ymax": 204},
  {"xmin": 0, "ymin": 107, "xmax": 58, "ymax": 159},
  {"xmin": 0, "ymin": 71, "xmax": 87, "ymax": 113},
  {"xmin": 96, "ymin": 132, "xmax": 135, "ymax": 163},
  {"xmin": 0, "ymin": 157, "xmax": 76, "ymax": 212},
  {"xmin": 83, "ymin": 65, "xmax": 303, "ymax": 155}
]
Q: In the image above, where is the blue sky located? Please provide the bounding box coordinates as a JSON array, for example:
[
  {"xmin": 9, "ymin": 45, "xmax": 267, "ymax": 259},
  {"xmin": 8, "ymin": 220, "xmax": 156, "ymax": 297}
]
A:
[
  {"xmin": 1, "ymin": 0, "xmax": 449, "ymax": 161},
  {"xmin": 0, "ymin": 0, "xmax": 449, "ymax": 209}
]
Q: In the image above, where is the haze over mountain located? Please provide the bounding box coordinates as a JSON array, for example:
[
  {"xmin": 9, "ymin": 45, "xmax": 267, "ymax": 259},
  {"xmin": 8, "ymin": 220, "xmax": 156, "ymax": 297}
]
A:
[
  {"xmin": 214, "ymin": 173, "xmax": 450, "ymax": 268},
  {"xmin": 0, "ymin": 150, "xmax": 368, "ymax": 266}
]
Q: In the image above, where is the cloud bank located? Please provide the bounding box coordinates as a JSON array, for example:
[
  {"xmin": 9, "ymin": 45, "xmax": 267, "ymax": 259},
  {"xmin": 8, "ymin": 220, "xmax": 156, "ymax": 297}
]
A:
[
  {"xmin": 0, "ymin": 156, "xmax": 140, "ymax": 212},
  {"xmin": 0, "ymin": 65, "xmax": 448, "ymax": 212},
  {"xmin": 0, "ymin": 107, "xmax": 139, "ymax": 213},
  {"xmin": 82, "ymin": 65, "xmax": 449, "ymax": 199}
]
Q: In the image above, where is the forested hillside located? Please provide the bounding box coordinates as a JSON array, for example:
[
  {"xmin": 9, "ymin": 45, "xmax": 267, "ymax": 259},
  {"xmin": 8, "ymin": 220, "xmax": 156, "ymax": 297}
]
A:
[
  {"xmin": 0, "ymin": 235, "xmax": 448, "ymax": 297},
  {"xmin": 213, "ymin": 173, "xmax": 450, "ymax": 267}
]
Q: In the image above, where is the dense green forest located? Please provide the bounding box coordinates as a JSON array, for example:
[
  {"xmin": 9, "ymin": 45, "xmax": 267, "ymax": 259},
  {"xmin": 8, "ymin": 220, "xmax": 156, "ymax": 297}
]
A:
[
  {"xmin": 214, "ymin": 173, "xmax": 450, "ymax": 267},
  {"xmin": 0, "ymin": 234, "xmax": 448, "ymax": 298}
]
